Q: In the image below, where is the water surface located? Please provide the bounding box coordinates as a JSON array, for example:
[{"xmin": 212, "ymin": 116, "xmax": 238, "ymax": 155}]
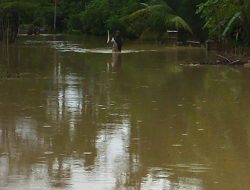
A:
[{"xmin": 0, "ymin": 35, "xmax": 250, "ymax": 190}]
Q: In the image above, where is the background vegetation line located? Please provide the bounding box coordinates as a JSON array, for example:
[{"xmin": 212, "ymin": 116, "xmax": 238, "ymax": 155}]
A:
[{"xmin": 0, "ymin": 0, "xmax": 249, "ymax": 46}]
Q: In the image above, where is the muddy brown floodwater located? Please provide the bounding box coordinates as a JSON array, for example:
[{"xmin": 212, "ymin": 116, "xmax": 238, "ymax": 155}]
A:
[{"xmin": 0, "ymin": 35, "xmax": 250, "ymax": 190}]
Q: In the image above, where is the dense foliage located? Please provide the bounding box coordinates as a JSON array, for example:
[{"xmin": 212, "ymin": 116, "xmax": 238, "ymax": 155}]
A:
[
  {"xmin": 197, "ymin": 0, "xmax": 250, "ymax": 45},
  {"xmin": 0, "ymin": 0, "xmax": 204, "ymax": 41},
  {"xmin": 0, "ymin": 0, "xmax": 250, "ymax": 45}
]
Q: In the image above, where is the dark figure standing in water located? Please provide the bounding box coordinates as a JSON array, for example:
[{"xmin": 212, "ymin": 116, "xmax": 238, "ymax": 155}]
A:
[
  {"xmin": 107, "ymin": 30, "xmax": 123, "ymax": 52},
  {"xmin": 107, "ymin": 30, "xmax": 123, "ymax": 71}
]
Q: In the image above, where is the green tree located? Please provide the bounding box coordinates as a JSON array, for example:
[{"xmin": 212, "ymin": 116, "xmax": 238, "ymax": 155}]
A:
[
  {"xmin": 196, "ymin": 0, "xmax": 250, "ymax": 45},
  {"xmin": 122, "ymin": 1, "xmax": 192, "ymax": 40}
]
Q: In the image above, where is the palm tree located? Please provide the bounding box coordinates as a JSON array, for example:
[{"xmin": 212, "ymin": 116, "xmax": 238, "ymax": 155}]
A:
[{"xmin": 122, "ymin": 1, "xmax": 192, "ymax": 39}]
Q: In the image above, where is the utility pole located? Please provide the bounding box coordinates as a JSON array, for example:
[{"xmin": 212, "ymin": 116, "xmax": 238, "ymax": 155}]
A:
[{"xmin": 53, "ymin": 0, "xmax": 57, "ymax": 32}]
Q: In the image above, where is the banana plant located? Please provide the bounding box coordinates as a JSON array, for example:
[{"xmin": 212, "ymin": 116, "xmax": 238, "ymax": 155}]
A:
[{"xmin": 222, "ymin": 11, "xmax": 241, "ymax": 37}]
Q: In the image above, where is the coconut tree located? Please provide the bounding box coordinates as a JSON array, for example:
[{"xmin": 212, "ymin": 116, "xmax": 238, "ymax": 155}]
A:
[{"xmin": 122, "ymin": 1, "xmax": 192, "ymax": 40}]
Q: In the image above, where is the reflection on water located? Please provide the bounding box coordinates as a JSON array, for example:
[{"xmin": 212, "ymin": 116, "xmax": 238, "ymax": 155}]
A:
[
  {"xmin": 107, "ymin": 53, "xmax": 122, "ymax": 72},
  {"xmin": 0, "ymin": 35, "xmax": 250, "ymax": 190}
]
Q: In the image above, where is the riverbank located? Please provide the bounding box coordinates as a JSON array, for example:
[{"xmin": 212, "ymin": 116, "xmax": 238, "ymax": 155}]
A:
[{"xmin": 183, "ymin": 40, "xmax": 250, "ymax": 66}]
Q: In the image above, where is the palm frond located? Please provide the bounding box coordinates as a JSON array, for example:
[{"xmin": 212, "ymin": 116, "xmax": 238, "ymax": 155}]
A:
[
  {"xmin": 121, "ymin": 2, "xmax": 192, "ymax": 38},
  {"xmin": 222, "ymin": 12, "xmax": 241, "ymax": 37},
  {"xmin": 166, "ymin": 15, "xmax": 193, "ymax": 34},
  {"xmin": 123, "ymin": 4, "xmax": 173, "ymax": 21}
]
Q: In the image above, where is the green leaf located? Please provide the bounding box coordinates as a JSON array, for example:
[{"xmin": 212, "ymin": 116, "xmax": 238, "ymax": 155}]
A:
[{"xmin": 222, "ymin": 11, "xmax": 241, "ymax": 37}]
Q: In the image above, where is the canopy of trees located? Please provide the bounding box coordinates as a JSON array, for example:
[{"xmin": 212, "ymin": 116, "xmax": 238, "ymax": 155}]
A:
[{"xmin": 0, "ymin": 0, "xmax": 249, "ymax": 45}]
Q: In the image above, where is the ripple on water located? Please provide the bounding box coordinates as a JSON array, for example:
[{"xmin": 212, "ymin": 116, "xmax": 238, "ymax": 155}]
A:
[
  {"xmin": 149, "ymin": 167, "xmax": 174, "ymax": 179},
  {"xmin": 83, "ymin": 152, "xmax": 92, "ymax": 155},
  {"xmin": 44, "ymin": 151, "xmax": 54, "ymax": 155},
  {"xmin": 172, "ymin": 144, "xmax": 183, "ymax": 147},
  {"xmin": 25, "ymin": 40, "xmax": 157, "ymax": 54},
  {"xmin": 169, "ymin": 163, "xmax": 212, "ymax": 174},
  {"xmin": 42, "ymin": 125, "xmax": 53, "ymax": 128}
]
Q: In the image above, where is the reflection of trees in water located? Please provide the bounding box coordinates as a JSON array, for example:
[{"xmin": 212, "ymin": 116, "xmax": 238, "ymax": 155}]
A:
[
  {"xmin": 0, "ymin": 118, "xmax": 44, "ymax": 183},
  {"xmin": 119, "ymin": 64, "xmax": 207, "ymax": 188},
  {"xmin": 0, "ymin": 47, "xmax": 131, "ymax": 188},
  {"xmin": 125, "ymin": 66, "xmax": 250, "ymax": 189},
  {"xmin": 43, "ymin": 51, "xmax": 135, "ymax": 188},
  {"xmin": 0, "ymin": 45, "xmax": 20, "ymax": 79},
  {"xmin": 0, "ymin": 10, "xmax": 19, "ymax": 43},
  {"xmin": 1, "ymin": 42, "xmax": 250, "ymax": 189}
]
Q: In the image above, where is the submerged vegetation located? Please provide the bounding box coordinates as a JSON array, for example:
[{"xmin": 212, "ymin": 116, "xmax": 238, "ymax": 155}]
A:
[{"xmin": 0, "ymin": 0, "xmax": 250, "ymax": 48}]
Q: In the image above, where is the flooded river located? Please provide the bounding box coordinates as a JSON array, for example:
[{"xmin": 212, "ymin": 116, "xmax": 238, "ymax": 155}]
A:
[{"xmin": 0, "ymin": 35, "xmax": 250, "ymax": 190}]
